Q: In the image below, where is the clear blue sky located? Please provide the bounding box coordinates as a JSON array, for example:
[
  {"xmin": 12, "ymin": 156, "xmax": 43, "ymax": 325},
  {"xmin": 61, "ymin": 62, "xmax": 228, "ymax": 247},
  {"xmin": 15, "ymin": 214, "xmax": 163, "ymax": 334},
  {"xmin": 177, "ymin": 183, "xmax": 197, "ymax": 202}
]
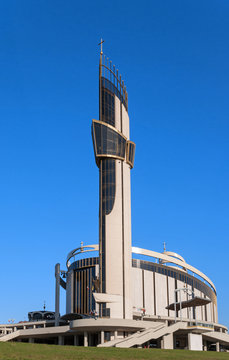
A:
[{"xmin": 0, "ymin": 0, "xmax": 228, "ymax": 327}]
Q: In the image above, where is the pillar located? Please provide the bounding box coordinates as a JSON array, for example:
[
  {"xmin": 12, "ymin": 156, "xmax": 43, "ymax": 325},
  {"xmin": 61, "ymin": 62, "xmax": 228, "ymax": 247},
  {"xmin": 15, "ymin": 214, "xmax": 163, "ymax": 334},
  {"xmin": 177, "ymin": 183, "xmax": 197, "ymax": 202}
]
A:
[
  {"xmin": 100, "ymin": 331, "xmax": 104, "ymax": 345},
  {"xmin": 28, "ymin": 338, "xmax": 34, "ymax": 344},
  {"xmin": 114, "ymin": 330, "xmax": 118, "ymax": 339},
  {"xmin": 55, "ymin": 263, "xmax": 60, "ymax": 326},
  {"xmin": 163, "ymin": 334, "xmax": 173, "ymax": 349},
  {"xmin": 188, "ymin": 334, "xmax": 203, "ymax": 351},
  {"xmin": 74, "ymin": 335, "xmax": 79, "ymax": 346},
  {"xmin": 203, "ymin": 340, "xmax": 207, "ymax": 351},
  {"xmin": 216, "ymin": 341, "xmax": 220, "ymax": 352},
  {"xmin": 58, "ymin": 336, "xmax": 64, "ymax": 345},
  {"xmin": 84, "ymin": 332, "xmax": 88, "ymax": 347},
  {"xmin": 88, "ymin": 333, "xmax": 92, "ymax": 346}
]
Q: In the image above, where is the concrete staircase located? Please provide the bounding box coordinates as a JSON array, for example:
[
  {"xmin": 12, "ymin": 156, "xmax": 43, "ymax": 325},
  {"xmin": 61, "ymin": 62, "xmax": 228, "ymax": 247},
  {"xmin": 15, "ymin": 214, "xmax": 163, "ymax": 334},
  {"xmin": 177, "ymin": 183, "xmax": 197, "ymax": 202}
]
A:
[
  {"xmin": 99, "ymin": 321, "xmax": 187, "ymax": 348},
  {"xmin": 98, "ymin": 322, "xmax": 164, "ymax": 348},
  {"xmin": 0, "ymin": 330, "xmax": 21, "ymax": 342},
  {"xmin": 0, "ymin": 325, "xmax": 70, "ymax": 342},
  {"xmin": 203, "ymin": 331, "xmax": 229, "ymax": 344}
]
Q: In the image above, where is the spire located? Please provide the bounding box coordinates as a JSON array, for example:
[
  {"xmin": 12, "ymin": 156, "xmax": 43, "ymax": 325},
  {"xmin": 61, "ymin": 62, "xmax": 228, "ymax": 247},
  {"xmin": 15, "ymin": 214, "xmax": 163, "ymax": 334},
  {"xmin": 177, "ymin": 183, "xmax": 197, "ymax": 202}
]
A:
[
  {"xmin": 98, "ymin": 38, "xmax": 104, "ymax": 55},
  {"xmin": 163, "ymin": 242, "xmax": 166, "ymax": 253}
]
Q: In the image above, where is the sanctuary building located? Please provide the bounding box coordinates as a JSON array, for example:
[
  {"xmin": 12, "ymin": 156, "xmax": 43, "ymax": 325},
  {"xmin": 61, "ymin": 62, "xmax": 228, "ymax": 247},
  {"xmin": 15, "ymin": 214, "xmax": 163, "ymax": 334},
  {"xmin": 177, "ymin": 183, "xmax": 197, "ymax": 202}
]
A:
[{"xmin": 0, "ymin": 48, "xmax": 229, "ymax": 352}]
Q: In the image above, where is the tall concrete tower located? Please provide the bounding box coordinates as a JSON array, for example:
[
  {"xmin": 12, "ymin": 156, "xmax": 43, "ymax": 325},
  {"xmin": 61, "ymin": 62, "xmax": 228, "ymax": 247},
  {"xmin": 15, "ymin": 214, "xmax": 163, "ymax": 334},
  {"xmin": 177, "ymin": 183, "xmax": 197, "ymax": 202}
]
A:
[{"xmin": 92, "ymin": 49, "xmax": 135, "ymax": 319}]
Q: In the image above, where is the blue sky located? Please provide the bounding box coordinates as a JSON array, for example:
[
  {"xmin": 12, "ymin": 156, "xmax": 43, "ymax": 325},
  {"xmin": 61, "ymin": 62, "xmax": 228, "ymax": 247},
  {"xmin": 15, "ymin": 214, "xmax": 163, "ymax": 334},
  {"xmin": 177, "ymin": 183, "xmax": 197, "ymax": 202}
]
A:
[{"xmin": 0, "ymin": 0, "xmax": 228, "ymax": 327}]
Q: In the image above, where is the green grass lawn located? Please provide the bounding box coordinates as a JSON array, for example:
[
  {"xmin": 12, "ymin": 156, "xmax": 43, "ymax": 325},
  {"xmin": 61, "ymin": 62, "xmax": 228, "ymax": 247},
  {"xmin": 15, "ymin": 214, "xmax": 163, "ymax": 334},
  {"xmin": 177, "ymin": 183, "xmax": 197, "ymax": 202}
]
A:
[{"xmin": 0, "ymin": 343, "xmax": 228, "ymax": 360}]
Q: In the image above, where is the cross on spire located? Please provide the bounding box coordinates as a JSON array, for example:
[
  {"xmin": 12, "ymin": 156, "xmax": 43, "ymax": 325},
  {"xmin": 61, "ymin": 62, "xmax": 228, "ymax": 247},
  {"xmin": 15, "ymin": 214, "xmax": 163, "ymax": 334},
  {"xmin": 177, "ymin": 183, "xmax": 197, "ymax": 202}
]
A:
[{"xmin": 98, "ymin": 38, "xmax": 104, "ymax": 55}]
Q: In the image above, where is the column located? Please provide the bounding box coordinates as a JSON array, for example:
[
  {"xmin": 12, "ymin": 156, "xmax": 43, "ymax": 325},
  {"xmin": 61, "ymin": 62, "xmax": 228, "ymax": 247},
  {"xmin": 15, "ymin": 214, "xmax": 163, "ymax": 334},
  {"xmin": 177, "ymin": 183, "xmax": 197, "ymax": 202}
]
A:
[
  {"xmin": 114, "ymin": 330, "xmax": 118, "ymax": 339},
  {"xmin": 188, "ymin": 333, "xmax": 203, "ymax": 351},
  {"xmin": 84, "ymin": 332, "xmax": 88, "ymax": 347},
  {"xmin": 203, "ymin": 343, "xmax": 207, "ymax": 351},
  {"xmin": 163, "ymin": 334, "xmax": 173, "ymax": 349},
  {"xmin": 55, "ymin": 263, "xmax": 60, "ymax": 326},
  {"xmin": 216, "ymin": 342, "xmax": 220, "ymax": 352},
  {"xmin": 58, "ymin": 336, "xmax": 64, "ymax": 345},
  {"xmin": 88, "ymin": 333, "xmax": 91, "ymax": 346},
  {"xmin": 28, "ymin": 338, "xmax": 34, "ymax": 343},
  {"xmin": 74, "ymin": 335, "xmax": 79, "ymax": 346},
  {"xmin": 100, "ymin": 331, "xmax": 104, "ymax": 345}
]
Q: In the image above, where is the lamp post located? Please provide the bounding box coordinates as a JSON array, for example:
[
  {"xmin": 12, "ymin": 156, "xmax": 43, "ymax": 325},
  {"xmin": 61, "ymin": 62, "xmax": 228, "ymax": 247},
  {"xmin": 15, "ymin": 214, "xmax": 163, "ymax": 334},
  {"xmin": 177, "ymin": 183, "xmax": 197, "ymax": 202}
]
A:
[{"xmin": 174, "ymin": 288, "xmax": 194, "ymax": 323}]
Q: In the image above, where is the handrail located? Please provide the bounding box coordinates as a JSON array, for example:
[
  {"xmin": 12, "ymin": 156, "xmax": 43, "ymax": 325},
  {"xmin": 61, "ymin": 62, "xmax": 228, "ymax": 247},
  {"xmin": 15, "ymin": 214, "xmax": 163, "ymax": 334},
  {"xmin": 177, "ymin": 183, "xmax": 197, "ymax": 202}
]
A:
[
  {"xmin": 132, "ymin": 246, "xmax": 216, "ymax": 294},
  {"xmin": 65, "ymin": 244, "xmax": 216, "ymax": 294}
]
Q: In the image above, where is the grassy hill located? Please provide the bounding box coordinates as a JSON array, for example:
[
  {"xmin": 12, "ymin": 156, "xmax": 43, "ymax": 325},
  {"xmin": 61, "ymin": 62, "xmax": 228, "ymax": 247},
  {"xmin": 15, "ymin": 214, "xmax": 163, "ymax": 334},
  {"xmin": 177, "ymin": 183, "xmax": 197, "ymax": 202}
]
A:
[{"xmin": 0, "ymin": 343, "xmax": 228, "ymax": 360}]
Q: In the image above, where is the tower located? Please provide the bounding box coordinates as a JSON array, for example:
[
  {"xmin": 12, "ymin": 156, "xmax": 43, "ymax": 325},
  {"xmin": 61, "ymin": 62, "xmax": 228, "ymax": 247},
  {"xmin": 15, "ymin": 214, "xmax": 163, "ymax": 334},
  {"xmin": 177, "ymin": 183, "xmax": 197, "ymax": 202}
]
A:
[{"xmin": 92, "ymin": 48, "xmax": 135, "ymax": 319}]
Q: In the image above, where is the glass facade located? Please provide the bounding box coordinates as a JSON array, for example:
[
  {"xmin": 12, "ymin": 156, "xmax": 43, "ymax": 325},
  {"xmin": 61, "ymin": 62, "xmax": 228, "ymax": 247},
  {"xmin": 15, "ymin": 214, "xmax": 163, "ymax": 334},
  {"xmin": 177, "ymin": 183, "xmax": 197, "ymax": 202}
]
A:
[
  {"xmin": 93, "ymin": 121, "xmax": 126, "ymax": 160},
  {"xmin": 101, "ymin": 84, "xmax": 115, "ymax": 126},
  {"xmin": 126, "ymin": 141, "xmax": 136, "ymax": 168},
  {"xmin": 101, "ymin": 159, "xmax": 116, "ymax": 215},
  {"xmin": 70, "ymin": 258, "xmax": 98, "ymax": 316},
  {"xmin": 100, "ymin": 82, "xmax": 117, "ymax": 298},
  {"xmin": 101, "ymin": 76, "xmax": 128, "ymax": 111}
]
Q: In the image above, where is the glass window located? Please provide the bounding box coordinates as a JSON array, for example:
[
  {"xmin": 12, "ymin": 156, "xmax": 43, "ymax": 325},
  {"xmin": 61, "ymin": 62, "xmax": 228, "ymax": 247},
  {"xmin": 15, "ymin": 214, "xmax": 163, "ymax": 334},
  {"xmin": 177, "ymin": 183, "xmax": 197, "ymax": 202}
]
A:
[
  {"xmin": 92, "ymin": 121, "xmax": 126, "ymax": 160},
  {"xmin": 101, "ymin": 76, "xmax": 128, "ymax": 111},
  {"xmin": 126, "ymin": 141, "xmax": 136, "ymax": 168}
]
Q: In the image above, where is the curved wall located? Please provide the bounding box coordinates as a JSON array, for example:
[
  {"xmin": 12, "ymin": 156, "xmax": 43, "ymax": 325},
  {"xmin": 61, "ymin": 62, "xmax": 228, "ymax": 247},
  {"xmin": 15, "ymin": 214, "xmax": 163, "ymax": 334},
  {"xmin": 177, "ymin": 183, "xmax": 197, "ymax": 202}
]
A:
[
  {"xmin": 65, "ymin": 256, "xmax": 217, "ymax": 324},
  {"xmin": 131, "ymin": 259, "xmax": 217, "ymax": 323}
]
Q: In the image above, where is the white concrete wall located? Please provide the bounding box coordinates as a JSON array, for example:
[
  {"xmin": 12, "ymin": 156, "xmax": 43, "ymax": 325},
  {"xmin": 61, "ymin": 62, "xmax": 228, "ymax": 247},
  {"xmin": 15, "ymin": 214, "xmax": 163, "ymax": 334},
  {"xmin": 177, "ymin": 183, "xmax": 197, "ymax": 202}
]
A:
[
  {"xmin": 132, "ymin": 268, "xmax": 143, "ymax": 310},
  {"xmin": 206, "ymin": 303, "xmax": 211, "ymax": 322},
  {"xmin": 130, "ymin": 268, "xmax": 217, "ymax": 322},
  {"xmin": 122, "ymin": 160, "xmax": 132, "ymax": 319},
  {"xmin": 144, "ymin": 270, "xmax": 154, "ymax": 315},
  {"xmin": 95, "ymin": 265, "xmax": 100, "ymax": 313},
  {"xmin": 186, "ymin": 284, "xmax": 193, "ymax": 320},
  {"xmin": 188, "ymin": 333, "xmax": 203, "ymax": 351},
  {"xmin": 163, "ymin": 333, "xmax": 174, "ymax": 349},
  {"xmin": 121, "ymin": 103, "xmax": 129, "ymax": 139},
  {"xmin": 168, "ymin": 277, "xmax": 175, "ymax": 318},
  {"xmin": 115, "ymin": 97, "xmax": 121, "ymax": 131},
  {"xmin": 155, "ymin": 273, "xmax": 168, "ymax": 316},
  {"xmin": 103, "ymin": 97, "xmax": 132, "ymax": 319},
  {"xmin": 105, "ymin": 159, "xmax": 123, "ymax": 297},
  {"xmin": 176, "ymin": 281, "xmax": 188, "ymax": 319},
  {"xmin": 194, "ymin": 289, "xmax": 202, "ymax": 320},
  {"xmin": 214, "ymin": 302, "xmax": 218, "ymax": 323}
]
